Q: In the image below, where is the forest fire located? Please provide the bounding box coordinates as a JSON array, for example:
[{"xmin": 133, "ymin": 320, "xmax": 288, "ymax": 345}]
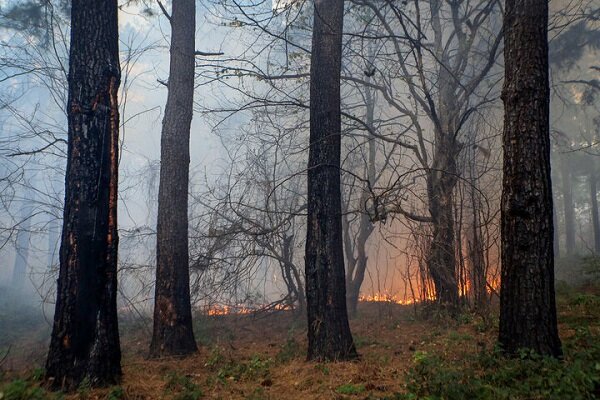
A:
[{"xmin": 200, "ymin": 303, "xmax": 293, "ymax": 316}]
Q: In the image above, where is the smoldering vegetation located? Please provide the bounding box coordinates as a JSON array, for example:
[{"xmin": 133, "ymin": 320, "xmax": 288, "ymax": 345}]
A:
[{"xmin": 0, "ymin": 0, "xmax": 599, "ymax": 399}]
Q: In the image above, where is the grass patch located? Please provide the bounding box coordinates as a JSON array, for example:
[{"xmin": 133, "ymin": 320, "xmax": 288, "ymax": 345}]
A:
[
  {"xmin": 397, "ymin": 341, "xmax": 600, "ymax": 400},
  {"xmin": 0, "ymin": 378, "xmax": 61, "ymax": 400},
  {"xmin": 164, "ymin": 371, "xmax": 203, "ymax": 400},
  {"xmin": 336, "ymin": 383, "xmax": 366, "ymax": 395}
]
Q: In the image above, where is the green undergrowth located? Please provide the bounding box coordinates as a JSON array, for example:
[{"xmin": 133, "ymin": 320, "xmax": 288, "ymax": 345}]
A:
[
  {"xmin": 387, "ymin": 287, "xmax": 600, "ymax": 400},
  {"xmin": 0, "ymin": 370, "xmax": 62, "ymax": 400}
]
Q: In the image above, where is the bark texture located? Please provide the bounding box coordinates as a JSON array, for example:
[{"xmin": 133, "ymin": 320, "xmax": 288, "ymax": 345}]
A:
[
  {"xmin": 45, "ymin": 0, "xmax": 121, "ymax": 389},
  {"xmin": 150, "ymin": 0, "xmax": 198, "ymax": 357},
  {"xmin": 499, "ymin": 0, "xmax": 562, "ymax": 357},
  {"xmin": 305, "ymin": 0, "xmax": 357, "ymax": 361}
]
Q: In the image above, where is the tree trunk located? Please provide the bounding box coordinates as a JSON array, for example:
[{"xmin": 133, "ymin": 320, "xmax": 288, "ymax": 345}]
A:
[
  {"xmin": 560, "ymin": 156, "xmax": 576, "ymax": 255},
  {"xmin": 467, "ymin": 206, "xmax": 487, "ymax": 311},
  {"xmin": 589, "ymin": 167, "xmax": 600, "ymax": 254},
  {"xmin": 305, "ymin": 0, "xmax": 357, "ymax": 361},
  {"xmin": 150, "ymin": 0, "xmax": 198, "ymax": 358},
  {"xmin": 499, "ymin": 0, "xmax": 562, "ymax": 357},
  {"xmin": 45, "ymin": 0, "xmax": 121, "ymax": 389},
  {"xmin": 344, "ymin": 212, "xmax": 373, "ymax": 318},
  {"xmin": 426, "ymin": 151, "xmax": 460, "ymax": 306},
  {"xmin": 12, "ymin": 191, "xmax": 34, "ymax": 294}
]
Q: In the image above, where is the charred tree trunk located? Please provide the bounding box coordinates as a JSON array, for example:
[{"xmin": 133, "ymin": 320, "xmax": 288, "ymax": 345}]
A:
[
  {"xmin": 45, "ymin": 0, "xmax": 121, "ymax": 389},
  {"xmin": 150, "ymin": 0, "xmax": 198, "ymax": 358},
  {"xmin": 499, "ymin": 0, "xmax": 562, "ymax": 357},
  {"xmin": 589, "ymin": 167, "xmax": 600, "ymax": 254},
  {"xmin": 560, "ymin": 156, "xmax": 576, "ymax": 255},
  {"xmin": 305, "ymin": 0, "xmax": 357, "ymax": 361}
]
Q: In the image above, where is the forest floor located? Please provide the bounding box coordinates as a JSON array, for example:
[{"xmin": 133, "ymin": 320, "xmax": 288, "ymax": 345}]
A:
[{"xmin": 1, "ymin": 283, "xmax": 599, "ymax": 400}]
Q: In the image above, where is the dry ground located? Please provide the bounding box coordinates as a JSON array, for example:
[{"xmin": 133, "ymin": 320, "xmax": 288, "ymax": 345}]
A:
[{"xmin": 1, "ymin": 291, "xmax": 598, "ymax": 400}]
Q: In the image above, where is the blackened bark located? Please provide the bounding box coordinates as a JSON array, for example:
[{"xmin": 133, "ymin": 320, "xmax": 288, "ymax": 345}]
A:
[
  {"xmin": 150, "ymin": 0, "xmax": 198, "ymax": 357},
  {"xmin": 560, "ymin": 156, "xmax": 576, "ymax": 255},
  {"xmin": 589, "ymin": 167, "xmax": 600, "ymax": 254},
  {"xmin": 45, "ymin": 0, "xmax": 121, "ymax": 389},
  {"xmin": 499, "ymin": 0, "xmax": 562, "ymax": 357},
  {"xmin": 305, "ymin": 0, "xmax": 357, "ymax": 361}
]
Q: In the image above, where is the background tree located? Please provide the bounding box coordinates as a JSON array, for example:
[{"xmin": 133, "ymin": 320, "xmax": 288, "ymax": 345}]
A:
[
  {"xmin": 305, "ymin": 0, "xmax": 357, "ymax": 361},
  {"xmin": 499, "ymin": 0, "xmax": 562, "ymax": 357},
  {"xmin": 150, "ymin": 0, "xmax": 198, "ymax": 357},
  {"xmin": 45, "ymin": 0, "xmax": 122, "ymax": 389}
]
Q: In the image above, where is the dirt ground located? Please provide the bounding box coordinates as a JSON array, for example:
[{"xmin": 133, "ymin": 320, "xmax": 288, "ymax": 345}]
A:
[{"xmin": 2, "ymin": 296, "xmax": 592, "ymax": 400}]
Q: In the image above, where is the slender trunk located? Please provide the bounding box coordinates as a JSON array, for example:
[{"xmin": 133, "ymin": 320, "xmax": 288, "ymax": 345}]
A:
[
  {"xmin": 468, "ymin": 203, "xmax": 487, "ymax": 310},
  {"xmin": 305, "ymin": 0, "xmax": 357, "ymax": 361},
  {"xmin": 281, "ymin": 234, "xmax": 305, "ymax": 313},
  {"xmin": 560, "ymin": 156, "xmax": 576, "ymax": 255},
  {"xmin": 345, "ymin": 213, "xmax": 373, "ymax": 317},
  {"xmin": 150, "ymin": 0, "xmax": 198, "ymax": 357},
  {"xmin": 45, "ymin": 0, "xmax": 121, "ymax": 389},
  {"xmin": 48, "ymin": 215, "xmax": 60, "ymax": 269},
  {"xmin": 589, "ymin": 167, "xmax": 600, "ymax": 254},
  {"xmin": 553, "ymin": 193, "xmax": 561, "ymax": 257},
  {"xmin": 12, "ymin": 193, "xmax": 34, "ymax": 293},
  {"xmin": 499, "ymin": 0, "xmax": 562, "ymax": 357}
]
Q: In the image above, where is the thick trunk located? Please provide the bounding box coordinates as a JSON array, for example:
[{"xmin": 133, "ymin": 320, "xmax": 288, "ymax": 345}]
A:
[
  {"xmin": 45, "ymin": 0, "xmax": 121, "ymax": 389},
  {"xmin": 426, "ymin": 155, "xmax": 459, "ymax": 306},
  {"xmin": 560, "ymin": 156, "xmax": 576, "ymax": 255},
  {"xmin": 499, "ymin": 0, "xmax": 562, "ymax": 357},
  {"xmin": 589, "ymin": 168, "xmax": 600, "ymax": 254},
  {"xmin": 305, "ymin": 0, "xmax": 356, "ymax": 361},
  {"xmin": 150, "ymin": 0, "xmax": 198, "ymax": 357}
]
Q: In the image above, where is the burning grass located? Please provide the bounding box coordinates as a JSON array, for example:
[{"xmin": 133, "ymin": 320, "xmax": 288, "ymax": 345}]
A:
[{"xmin": 1, "ymin": 285, "xmax": 599, "ymax": 399}]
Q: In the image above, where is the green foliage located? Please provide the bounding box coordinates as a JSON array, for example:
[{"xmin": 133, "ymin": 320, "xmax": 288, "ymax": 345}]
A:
[
  {"xmin": 314, "ymin": 364, "xmax": 330, "ymax": 376},
  {"xmin": 582, "ymin": 256, "xmax": 600, "ymax": 281},
  {"xmin": 336, "ymin": 383, "xmax": 366, "ymax": 395},
  {"xmin": 107, "ymin": 386, "xmax": 125, "ymax": 400},
  {"xmin": 397, "ymin": 328, "xmax": 600, "ymax": 400},
  {"xmin": 211, "ymin": 355, "xmax": 272, "ymax": 383},
  {"xmin": 0, "ymin": 378, "xmax": 60, "ymax": 400},
  {"xmin": 77, "ymin": 376, "xmax": 91, "ymax": 398},
  {"xmin": 164, "ymin": 372, "xmax": 203, "ymax": 400}
]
